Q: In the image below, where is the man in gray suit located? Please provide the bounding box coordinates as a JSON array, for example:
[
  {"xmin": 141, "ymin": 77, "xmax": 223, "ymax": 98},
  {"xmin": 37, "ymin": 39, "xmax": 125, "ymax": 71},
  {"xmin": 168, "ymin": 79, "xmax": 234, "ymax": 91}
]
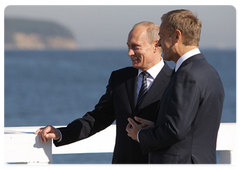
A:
[{"xmin": 126, "ymin": 9, "xmax": 225, "ymax": 164}]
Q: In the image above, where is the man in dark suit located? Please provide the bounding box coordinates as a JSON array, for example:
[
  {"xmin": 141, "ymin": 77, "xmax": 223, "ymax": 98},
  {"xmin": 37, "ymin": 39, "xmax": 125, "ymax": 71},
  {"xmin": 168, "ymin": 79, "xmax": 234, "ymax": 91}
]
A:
[
  {"xmin": 126, "ymin": 10, "xmax": 225, "ymax": 164},
  {"xmin": 35, "ymin": 21, "xmax": 172, "ymax": 163}
]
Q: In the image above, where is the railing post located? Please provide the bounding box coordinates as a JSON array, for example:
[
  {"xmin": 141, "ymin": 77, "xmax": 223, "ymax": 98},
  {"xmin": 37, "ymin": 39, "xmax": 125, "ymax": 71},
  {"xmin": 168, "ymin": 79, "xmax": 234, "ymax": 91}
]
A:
[
  {"xmin": 216, "ymin": 123, "xmax": 236, "ymax": 164},
  {"xmin": 4, "ymin": 127, "xmax": 52, "ymax": 164}
]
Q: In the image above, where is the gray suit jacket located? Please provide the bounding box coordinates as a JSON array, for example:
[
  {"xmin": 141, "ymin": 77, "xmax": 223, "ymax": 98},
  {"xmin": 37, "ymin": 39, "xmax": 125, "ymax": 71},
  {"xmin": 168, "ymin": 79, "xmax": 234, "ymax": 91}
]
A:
[{"xmin": 139, "ymin": 54, "xmax": 225, "ymax": 164}]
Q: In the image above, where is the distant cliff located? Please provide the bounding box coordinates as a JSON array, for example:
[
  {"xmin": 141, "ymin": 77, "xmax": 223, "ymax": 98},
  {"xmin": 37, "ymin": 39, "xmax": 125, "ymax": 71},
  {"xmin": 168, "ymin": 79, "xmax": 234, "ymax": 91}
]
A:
[{"xmin": 4, "ymin": 18, "xmax": 79, "ymax": 50}]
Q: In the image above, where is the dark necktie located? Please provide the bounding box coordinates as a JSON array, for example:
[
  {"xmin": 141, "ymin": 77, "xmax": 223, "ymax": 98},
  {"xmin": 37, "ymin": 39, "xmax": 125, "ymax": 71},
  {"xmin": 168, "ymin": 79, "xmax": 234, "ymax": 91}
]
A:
[{"xmin": 137, "ymin": 71, "xmax": 149, "ymax": 108}]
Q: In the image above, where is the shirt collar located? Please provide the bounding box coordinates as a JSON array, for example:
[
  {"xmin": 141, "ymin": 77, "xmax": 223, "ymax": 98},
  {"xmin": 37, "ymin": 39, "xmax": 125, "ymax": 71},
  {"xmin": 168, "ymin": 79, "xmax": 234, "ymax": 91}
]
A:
[
  {"xmin": 175, "ymin": 48, "xmax": 201, "ymax": 72},
  {"xmin": 138, "ymin": 57, "xmax": 164, "ymax": 79}
]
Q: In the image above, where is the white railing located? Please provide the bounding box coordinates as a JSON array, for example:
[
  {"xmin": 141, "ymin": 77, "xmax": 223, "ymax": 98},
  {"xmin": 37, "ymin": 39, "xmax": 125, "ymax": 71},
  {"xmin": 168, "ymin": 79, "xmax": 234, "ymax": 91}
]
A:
[{"xmin": 4, "ymin": 123, "xmax": 236, "ymax": 164}]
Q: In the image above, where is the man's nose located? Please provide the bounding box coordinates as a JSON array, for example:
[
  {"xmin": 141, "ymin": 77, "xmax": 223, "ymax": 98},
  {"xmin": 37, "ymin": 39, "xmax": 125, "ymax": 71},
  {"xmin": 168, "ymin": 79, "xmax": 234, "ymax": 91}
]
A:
[{"xmin": 128, "ymin": 48, "xmax": 134, "ymax": 56}]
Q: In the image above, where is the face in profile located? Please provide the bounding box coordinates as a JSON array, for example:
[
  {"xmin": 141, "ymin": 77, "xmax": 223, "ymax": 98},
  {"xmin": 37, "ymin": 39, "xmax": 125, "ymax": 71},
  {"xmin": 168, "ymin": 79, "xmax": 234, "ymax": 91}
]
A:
[
  {"xmin": 127, "ymin": 27, "xmax": 158, "ymax": 71},
  {"xmin": 158, "ymin": 22, "xmax": 177, "ymax": 62}
]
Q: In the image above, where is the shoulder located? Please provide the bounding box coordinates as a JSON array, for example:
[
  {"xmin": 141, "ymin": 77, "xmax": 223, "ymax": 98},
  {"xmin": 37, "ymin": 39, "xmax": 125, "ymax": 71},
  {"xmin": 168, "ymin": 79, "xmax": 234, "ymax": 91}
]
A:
[
  {"xmin": 106, "ymin": 67, "xmax": 137, "ymax": 88},
  {"xmin": 179, "ymin": 53, "xmax": 217, "ymax": 78},
  {"xmin": 112, "ymin": 67, "xmax": 137, "ymax": 77}
]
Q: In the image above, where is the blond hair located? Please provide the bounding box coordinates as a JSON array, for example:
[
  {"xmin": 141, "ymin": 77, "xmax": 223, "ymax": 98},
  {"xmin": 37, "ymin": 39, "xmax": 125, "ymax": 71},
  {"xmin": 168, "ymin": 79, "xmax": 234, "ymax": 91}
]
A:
[{"xmin": 161, "ymin": 9, "xmax": 202, "ymax": 46}]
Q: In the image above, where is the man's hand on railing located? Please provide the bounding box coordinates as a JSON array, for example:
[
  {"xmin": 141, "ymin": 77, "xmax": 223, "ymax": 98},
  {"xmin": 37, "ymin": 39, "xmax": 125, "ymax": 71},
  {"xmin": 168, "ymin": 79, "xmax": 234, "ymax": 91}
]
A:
[{"xmin": 35, "ymin": 125, "xmax": 60, "ymax": 142}]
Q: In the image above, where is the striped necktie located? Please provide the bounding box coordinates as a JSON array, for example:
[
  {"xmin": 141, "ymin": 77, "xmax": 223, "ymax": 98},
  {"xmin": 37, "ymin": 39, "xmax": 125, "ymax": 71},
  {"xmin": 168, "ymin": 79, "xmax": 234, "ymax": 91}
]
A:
[{"xmin": 137, "ymin": 71, "xmax": 150, "ymax": 108}]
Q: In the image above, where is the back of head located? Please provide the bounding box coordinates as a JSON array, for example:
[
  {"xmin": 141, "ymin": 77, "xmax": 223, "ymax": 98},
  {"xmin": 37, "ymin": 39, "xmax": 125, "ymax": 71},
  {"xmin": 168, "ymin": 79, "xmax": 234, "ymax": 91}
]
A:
[{"xmin": 161, "ymin": 9, "xmax": 202, "ymax": 46}]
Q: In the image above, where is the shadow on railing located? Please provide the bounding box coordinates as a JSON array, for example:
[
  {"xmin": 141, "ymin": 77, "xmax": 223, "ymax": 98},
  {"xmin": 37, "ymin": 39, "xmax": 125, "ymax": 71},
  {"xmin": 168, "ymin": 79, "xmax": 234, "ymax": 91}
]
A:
[{"xmin": 4, "ymin": 123, "xmax": 236, "ymax": 164}]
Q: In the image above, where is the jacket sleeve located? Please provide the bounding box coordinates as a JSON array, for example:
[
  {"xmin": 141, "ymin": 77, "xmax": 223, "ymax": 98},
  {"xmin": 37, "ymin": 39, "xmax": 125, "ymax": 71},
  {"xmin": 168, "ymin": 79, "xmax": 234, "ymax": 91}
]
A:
[
  {"xmin": 54, "ymin": 72, "xmax": 115, "ymax": 147},
  {"xmin": 139, "ymin": 70, "xmax": 201, "ymax": 153}
]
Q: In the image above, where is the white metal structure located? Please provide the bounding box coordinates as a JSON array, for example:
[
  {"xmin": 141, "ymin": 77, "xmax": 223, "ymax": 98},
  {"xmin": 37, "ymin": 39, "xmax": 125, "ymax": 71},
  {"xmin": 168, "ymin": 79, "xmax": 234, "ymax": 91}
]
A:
[{"xmin": 4, "ymin": 123, "xmax": 236, "ymax": 164}]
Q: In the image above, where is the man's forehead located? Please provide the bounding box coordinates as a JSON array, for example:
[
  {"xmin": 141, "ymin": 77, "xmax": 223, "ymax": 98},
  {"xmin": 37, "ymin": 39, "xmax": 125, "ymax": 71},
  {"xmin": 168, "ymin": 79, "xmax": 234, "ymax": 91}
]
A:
[
  {"xmin": 128, "ymin": 28, "xmax": 146, "ymax": 39},
  {"xmin": 159, "ymin": 22, "xmax": 167, "ymax": 35}
]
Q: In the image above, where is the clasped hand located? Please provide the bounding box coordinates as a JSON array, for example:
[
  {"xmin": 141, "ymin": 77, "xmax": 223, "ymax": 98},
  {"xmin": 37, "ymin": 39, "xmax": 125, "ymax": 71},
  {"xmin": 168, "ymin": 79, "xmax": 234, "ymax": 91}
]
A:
[{"xmin": 126, "ymin": 116, "xmax": 155, "ymax": 141}]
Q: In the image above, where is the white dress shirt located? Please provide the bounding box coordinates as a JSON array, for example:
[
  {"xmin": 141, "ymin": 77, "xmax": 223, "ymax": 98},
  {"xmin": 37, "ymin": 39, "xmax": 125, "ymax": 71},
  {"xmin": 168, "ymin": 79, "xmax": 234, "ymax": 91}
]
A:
[
  {"xmin": 137, "ymin": 58, "xmax": 164, "ymax": 97},
  {"xmin": 175, "ymin": 48, "xmax": 201, "ymax": 72}
]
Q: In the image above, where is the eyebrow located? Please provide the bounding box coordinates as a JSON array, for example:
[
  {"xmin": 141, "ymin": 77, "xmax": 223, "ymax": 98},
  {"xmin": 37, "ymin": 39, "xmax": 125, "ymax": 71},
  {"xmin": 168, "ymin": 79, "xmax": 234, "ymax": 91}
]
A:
[{"xmin": 127, "ymin": 42, "xmax": 140, "ymax": 47}]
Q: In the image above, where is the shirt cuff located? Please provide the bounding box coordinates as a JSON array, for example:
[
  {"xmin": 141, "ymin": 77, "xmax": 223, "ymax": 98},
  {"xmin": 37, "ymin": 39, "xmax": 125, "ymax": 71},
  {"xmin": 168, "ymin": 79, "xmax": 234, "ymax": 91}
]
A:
[
  {"xmin": 137, "ymin": 130, "xmax": 141, "ymax": 143},
  {"xmin": 56, "ymin": 129, "xmax": 62, "ymax": 142}
]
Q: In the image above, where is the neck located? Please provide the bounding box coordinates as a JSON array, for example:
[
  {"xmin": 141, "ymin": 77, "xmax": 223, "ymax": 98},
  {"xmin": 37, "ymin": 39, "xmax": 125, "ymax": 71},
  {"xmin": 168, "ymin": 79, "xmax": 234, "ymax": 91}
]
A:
[{"xmin": 174, "ymin": 45, "xmax": 198, "ymax": 63}]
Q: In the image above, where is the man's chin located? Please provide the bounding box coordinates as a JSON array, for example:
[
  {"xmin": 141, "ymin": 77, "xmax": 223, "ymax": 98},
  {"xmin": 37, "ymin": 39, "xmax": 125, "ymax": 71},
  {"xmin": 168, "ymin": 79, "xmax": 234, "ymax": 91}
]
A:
[{"xmin": 132, "ymin": 62, "xmax": 139, "ymax": 68}]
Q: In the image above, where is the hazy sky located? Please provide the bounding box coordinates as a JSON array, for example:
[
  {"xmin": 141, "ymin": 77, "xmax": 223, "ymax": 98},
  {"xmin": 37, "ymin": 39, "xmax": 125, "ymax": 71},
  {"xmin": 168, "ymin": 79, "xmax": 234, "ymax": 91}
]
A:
[{"xmin": 4, "ymin": 5, "xmax": 236, "ymax": 50}]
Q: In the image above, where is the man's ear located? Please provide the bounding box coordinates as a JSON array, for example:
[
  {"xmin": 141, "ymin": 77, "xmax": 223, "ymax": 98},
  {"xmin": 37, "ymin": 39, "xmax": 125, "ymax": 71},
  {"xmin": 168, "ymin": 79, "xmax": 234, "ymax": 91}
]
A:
[
  {"xmin": 175, "ymin": 29, "xmax": 181, "ymax": 43},
  {"xmin": 153, "ymin": 39, "xmax": 160, "ymax": 53}
]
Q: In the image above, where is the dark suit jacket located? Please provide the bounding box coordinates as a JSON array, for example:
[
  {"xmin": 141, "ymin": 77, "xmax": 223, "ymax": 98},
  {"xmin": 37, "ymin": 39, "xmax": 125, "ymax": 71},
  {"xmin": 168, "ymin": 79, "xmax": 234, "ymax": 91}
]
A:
[
  {"xmin": 139, "ymin": 54, "xmax": 225, "ymax": 164},
  {"xmin": 54, "ymin": 63, "xmax": 172, "ymax": 164}
]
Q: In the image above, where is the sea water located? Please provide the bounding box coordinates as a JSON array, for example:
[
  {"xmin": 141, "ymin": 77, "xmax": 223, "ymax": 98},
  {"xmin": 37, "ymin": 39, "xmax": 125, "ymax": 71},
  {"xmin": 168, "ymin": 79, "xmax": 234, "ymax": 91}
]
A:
[{"xmin": 4, "ymin": 49, "xmax": 236, "ymax": 163}]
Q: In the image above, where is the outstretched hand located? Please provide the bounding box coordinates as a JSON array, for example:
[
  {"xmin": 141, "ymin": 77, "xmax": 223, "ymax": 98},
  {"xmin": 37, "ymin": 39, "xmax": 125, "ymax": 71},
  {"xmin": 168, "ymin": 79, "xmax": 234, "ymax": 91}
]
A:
[
  {"xmin": 35, "ymin": 125, "xmax": 60, "ymax": 142},
  {"xmin": 126, "ymin": 116, "xmax": 155, "ymax": 141}
]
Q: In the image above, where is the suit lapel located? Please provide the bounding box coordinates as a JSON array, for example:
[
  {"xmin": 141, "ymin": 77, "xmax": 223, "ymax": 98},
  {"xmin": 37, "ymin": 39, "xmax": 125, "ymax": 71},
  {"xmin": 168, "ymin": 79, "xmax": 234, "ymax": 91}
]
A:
[
  {"xmin": 138, "ymin": 64, "xmax": 172, "ymax": 110},
  {"xmin": 125, "ymin": 69, "xmax": 138, "ymax": 112}
]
